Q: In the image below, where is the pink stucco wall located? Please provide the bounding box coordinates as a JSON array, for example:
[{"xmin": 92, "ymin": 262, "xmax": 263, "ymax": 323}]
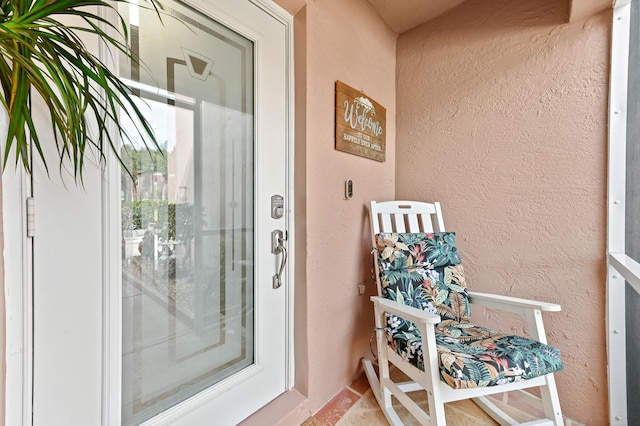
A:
[
  {"xmin": 396, "ymin": 0, "xmax": 610, "ymax": 424},
  {"xmin": 301, "ymin": 0, "xmax": 397, "ymax": 415}
]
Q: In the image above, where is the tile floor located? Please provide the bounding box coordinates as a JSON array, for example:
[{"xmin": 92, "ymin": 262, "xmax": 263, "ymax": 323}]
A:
[
  {"xmin": 304, "ymin": 374, "xmax": 371, "ymax": 426},
  {"xmin": 301, "ymin": 371, "xmax": 510, "ymax": 426},
  {"xmin": 302, "ymin": 367, "xmax": 584, "ymax": 426}
]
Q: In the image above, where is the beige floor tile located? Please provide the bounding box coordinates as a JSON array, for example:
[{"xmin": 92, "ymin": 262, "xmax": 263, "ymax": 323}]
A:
[
  {"xmin": 336, "ymin": 387, "xmax": 540, "ymax": 425},
  {"xmin": 335, "ymin": 390, "xmax": 390, "ymax": 426}
]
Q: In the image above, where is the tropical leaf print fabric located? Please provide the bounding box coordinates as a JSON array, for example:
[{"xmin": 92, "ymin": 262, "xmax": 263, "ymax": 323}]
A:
[
  {"xmin": 375, "ymin": 232, "xmax": 563, "ymax": 389},
  {"xmin": 376, "ymin": 232, "xmax": 470, "ymax": 322}
]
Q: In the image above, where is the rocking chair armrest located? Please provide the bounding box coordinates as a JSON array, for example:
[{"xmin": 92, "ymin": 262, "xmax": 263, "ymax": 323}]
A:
[
  {"xmin": 468, "ymin": 291, "xmax": 561, "ymax": 313},
  {"xmin": 370, "ymin": 296, "xmax": 442, "ymax": 325}
]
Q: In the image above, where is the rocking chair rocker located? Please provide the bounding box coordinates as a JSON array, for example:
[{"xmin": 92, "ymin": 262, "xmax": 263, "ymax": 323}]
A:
[{"xmin": 362, "ymin": 200, "xmax": 564, "ymax": 425}]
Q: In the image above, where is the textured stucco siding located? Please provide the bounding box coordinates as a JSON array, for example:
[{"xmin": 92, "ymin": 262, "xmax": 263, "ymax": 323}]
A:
[
  {"xmin": 290, "ymin": 0, "xmax": 398, "ymax": 419},
  {"xmin": 396, "ymin": 0, "xmax": 610, "ymax": 423}
]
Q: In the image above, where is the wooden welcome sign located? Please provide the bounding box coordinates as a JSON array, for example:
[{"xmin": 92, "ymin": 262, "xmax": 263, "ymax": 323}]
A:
[{"xmin": 335, "ymin": 81, "xmax": 386, "ymax": 162}]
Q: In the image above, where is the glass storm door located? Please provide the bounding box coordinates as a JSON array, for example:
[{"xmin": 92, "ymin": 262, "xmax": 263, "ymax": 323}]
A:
[
  {"xmin": 28, "ymin": 1, "xmax": 289, "ymax": 425},
  {"xmin": 118, "ymin": 1, "xmax": 289, "ymax": 424}
]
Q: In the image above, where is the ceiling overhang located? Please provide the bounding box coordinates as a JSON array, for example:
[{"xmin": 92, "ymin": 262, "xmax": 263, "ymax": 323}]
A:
[
  {"xmin": 569, "ymin": 0, "xmax": 613, "ymax": 21},
  {"xmin": 365, "ymin": 0, "xmax": 468, "ymax": 34},
  {"xmin": 366, "ymin": 0, "xmax": 613, "ymax": 34}
]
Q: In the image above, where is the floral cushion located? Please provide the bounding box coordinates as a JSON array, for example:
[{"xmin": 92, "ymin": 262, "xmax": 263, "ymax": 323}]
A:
[
  {"xmin": 375, "ymin": 232, "xmax": 563, "ymax": 389},
  {"xmin": 375, "ymin": 232, "xmax": 470, "ymax": 322}
]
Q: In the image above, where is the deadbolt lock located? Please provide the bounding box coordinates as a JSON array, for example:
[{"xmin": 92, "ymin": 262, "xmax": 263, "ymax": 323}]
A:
[{"xmin": 271, "ymin": 194, "xmax": 284, "ymax": 219}]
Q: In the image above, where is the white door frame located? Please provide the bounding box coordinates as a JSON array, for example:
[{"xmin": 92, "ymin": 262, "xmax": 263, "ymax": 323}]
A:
[
  {"xmin": 608, "ymin": 0, "xmax": 632, "ymax": 424},
  {"xmin": 2, "ymin": 141, "xmax": 33, "ymax": 426},
  {"xmin": 2, "ymin": 0, "xmax": 294, "ymax": 424}
]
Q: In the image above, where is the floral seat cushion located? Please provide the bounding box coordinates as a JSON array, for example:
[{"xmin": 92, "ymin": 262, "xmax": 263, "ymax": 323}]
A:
[{"xmin": 375, "ymin": 232, "xmax": 563, "ymax": 389}]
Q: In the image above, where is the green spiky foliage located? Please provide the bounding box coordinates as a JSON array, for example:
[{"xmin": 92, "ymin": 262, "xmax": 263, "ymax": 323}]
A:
[{"xmin": 0, "ymin": 0, "xmax": 161, "ymax": 180}]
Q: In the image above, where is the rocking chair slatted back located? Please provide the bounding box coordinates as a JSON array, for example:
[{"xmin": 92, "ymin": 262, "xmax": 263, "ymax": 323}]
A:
[
  {"xmin": 370, "ymin": 200, "xmax": 445, "ymax": 241},
  {"xmin": 370, "ymin": 201, "xmax": 447, "ymax": 297}
]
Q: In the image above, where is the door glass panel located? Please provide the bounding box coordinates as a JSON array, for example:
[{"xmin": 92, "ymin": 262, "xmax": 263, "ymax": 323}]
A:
[{"xmin": 119, "ymin": 2, "xmax": 254, "ymax": 424}]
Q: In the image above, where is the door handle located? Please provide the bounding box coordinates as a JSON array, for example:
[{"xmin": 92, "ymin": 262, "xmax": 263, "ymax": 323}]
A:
[{"xmin": 271, "ymin": 230, "xmax": 287, "ymax": 289}]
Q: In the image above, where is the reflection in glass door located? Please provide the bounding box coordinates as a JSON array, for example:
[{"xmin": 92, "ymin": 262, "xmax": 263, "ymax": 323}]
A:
[{"xmin": 119, "ymin": 2, "xmax": 254, "ymax": 423}]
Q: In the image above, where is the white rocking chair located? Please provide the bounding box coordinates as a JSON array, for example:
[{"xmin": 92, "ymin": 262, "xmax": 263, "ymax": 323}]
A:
[{"xmin": 362, "ymin": 200, "xmax": 564, "ymax": 425}]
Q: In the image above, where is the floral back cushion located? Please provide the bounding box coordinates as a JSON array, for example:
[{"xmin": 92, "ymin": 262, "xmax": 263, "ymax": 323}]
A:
[{"xmin": 375, "ymin": 232, "xmax": 470, "ymax": 322}]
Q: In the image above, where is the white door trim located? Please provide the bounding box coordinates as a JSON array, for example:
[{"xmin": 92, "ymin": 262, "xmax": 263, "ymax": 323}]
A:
[
  {"xmin": 607, "ymin": 1, "xmax": 631, "ymax": 424},
  {"xmin": 2, "ymin": 173, "xmax": 33, "ymax": 426},
  {"xmin": 99, "ymin": 5, "xmax": 125, "ymax": 424},
  {"xmin": 250, "ymin": 0, "xmax": 297, "ymax": 391},
  {"xmin": 2, "ymin": 127, "xmax": 33, "ymax": 425},
  {"xmin": 251, "ymin": 0, "xmax": 297, "ymax": 391}
]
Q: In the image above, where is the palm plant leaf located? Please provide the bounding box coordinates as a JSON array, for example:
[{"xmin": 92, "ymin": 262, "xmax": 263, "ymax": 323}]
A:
[{"xmin": 0, "ymin": 0, "xmax": 163, "ymax": 179}]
